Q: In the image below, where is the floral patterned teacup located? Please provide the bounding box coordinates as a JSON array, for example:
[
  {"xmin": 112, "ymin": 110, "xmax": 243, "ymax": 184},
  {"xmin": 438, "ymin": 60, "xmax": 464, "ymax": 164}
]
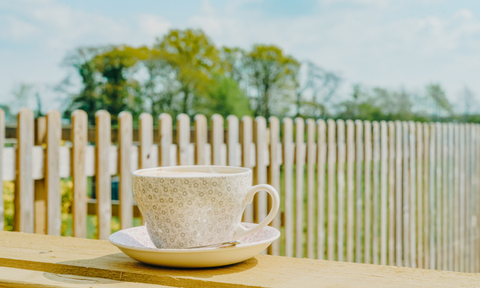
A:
[{"xmin": 132, "ymin": 165, "xmax": 280, "ymax": 249}]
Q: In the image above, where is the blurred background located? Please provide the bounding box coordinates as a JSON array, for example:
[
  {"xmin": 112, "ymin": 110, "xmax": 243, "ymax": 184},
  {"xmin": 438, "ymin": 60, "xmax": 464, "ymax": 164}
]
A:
[{"xmin": 1, "ymin": 0, "xmax": 480, "ymax": 125}]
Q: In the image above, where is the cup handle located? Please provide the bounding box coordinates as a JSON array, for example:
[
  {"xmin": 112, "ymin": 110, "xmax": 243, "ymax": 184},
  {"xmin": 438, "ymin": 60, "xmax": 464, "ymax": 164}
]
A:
[{"xmin": 232, "ymin": 184, "xmax": 280, "ymax": 240}]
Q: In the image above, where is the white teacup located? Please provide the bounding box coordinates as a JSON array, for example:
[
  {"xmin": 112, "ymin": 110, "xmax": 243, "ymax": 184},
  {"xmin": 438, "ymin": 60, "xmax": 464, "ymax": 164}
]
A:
[{"xmin": 132, "ymin": 166, "xmax": 280, "ymax": 249}]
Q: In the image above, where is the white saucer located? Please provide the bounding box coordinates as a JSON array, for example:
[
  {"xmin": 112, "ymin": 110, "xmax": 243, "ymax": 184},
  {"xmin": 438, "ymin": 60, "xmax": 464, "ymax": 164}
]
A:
[{"xmin": 109, "ymin": 222, "xmax": 280, "ymax": 268}]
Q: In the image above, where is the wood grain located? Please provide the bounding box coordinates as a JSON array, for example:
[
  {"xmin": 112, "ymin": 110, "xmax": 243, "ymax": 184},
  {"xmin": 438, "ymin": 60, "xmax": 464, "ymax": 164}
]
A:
[
  {"xmin": 95, "ymin": 110, "xmax": 111, "ymax": 240},
  {"xmin": 346, "ymin": 120, "xmax": 355, "ymax": 263},
  {"xmin": 327, "ymin": 119, "xmax": 336, "ymax": 261},
  {"xmin": 336, "ymin": 120, "xmax": 345, "ymax": 262},
  {"xmin": 305, "ymin": 119, "xmax": 316, "ymax": 259},
  {"xmin": 211, "ymin": 114, "xmax": 225, "ymax": 165},
  {"xmin": 294, "ymin": 117, "xmax": 305, "ymax": 258},
  {"xmin": 316, "ymin": 119, "xmax": 327, "ymax": 260},
  {"xmin": 45, "ymin": 110, "xmax": 61, "ymax": 236},
  {"xmin": 395, "ymin": 121, "xmax": 403, "ymax": 267},
  {"xmin": 14, "ymin": 108, "xmax": 34, "ymax": 233},
  {"xmin": 372, "ymin": 121, "xmax": 380, "ymax": 265},
  {"xmin": 71, "ymin": 110, "xmax": 88, "ymax": 238},
  {"xmin": 2, "ymin": 231, "xmax": 480, "ymax": 288},
  {"xmin": 364, "ymin": 121, "xmax": 372, "ymax": 264},
  {"xmin": 241, "ymin": 116, "xmax": 254, "ymax": 224},
  {"xmin": 158, "ymin": 113, "xmax": 173, "ymax": 167},
  {"xmin": 118, "ymin": 112, "xmax": 133, "ymax": 229},
  {"xmin": 402, "ymin": 122, "xmax": 410, "ymax": 268},
  {"xmin": 268, "ymin": 116, "xmax": 281, "ymax": 256},
  {"xmin": 388, "ymin": 122, "xmax": 395, "ymax": 266},
  {"xmin": 194, "ymin": 114, "xmax": 208, "ymax": 165},
  {"xmin": 380, "ymin": 121, "xmax": 388, "ymax": 265},
  {"xmin": 139, "ymin": 113, "xmax": 153, "ymax": 169},
  {"xmin": 355, "ymin": 120, "xmax": 364, "ymax": 263},
  {"xmin": 253, "ymin": 117, "xmax": 268, "ymax": 235},
  {"xmin": 416, "ymin": 122, "xmax": 424, "ymax": 269},
  {"xmin": 408, "ymin": 121, "xmax": 416, "ymax": 268}
]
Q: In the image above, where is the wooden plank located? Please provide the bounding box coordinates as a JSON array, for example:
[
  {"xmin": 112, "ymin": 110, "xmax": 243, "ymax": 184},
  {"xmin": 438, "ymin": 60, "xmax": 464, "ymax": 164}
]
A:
[
  {"xmin": 118, "ymin": 112, "xmax": 133, "ymax": 230},
  {"xmin": 429, "ymin": 123, "xmax": 436, "ymax": 270},
  {"xmin": 194, "ymin": 114, "xmax": 208, "ymax": 165},
  {"xmin": 211, "ymin": 114, "xmax": 225, "ymax": 166},
  {"xmin": 253, "ymin": 117, "xmax": 268, "ymax": 246},
  {"xmin": 282, "ymin": 117, "xmax": 294, "ymax": 257},
  {"xmin": 364, "ymin": 121, "xmax": 372, "ymax": 264},
  {"xmin": 241, "ymin": 116, "xmax": 254, "ymax": 223},
  {"xmin": 317, "ymin": 119, "xmax": 327, "ymax": 260},
  {"xmin": 139, "ymin": 113, "xmax": 153, "ymax": 169},
  {"xmin": 227, "ymin": 115, "xmax": 240, "ymax": 166},
  {"xmin": 0, "ymin": 266, "xmax": 168, "ymax": 288},
  {"xmin": 346, "ymin": 120, "xmax": 355, "ymax": 263},
  {"xmin": 416, "ymin": 122, "xmax": 424, "ymax": 269},
  {"xmin": 268, "ymin": 116, "xmax": 281, "ymax": 256},
  {"xmin": 177, "ymin": 113, "xmax": 190, "ymax": 166},
  {"xmin": 442, "ymin": 124, "xmax": 449, "ymax": 271},
  {"xmin": 447, "ymin": 123, "xmax": 454, "ymax": 271},
  {"xmin": 372, "ymin": 121, "xmax": 380, "ymax": 265},
  {"xmin": 14, "ymin": 108, "xmax": 34, "ymax": 233},
  {"xmin": 34, "ymin": 117, "xmax": 46, "ymax": 235},
  {"xmin": 388, "ymin": 122, "xmax": 395, "ymax": 266},
  {"xmin": 0, "ymin": 108, "xmax": 3, "ymax": 229},
  {"xmin": 402, "ymin": 122, "xmax": 410, "ymax": 268},
  {"xmin": 294, "ymin": 117, "xmax": 305, "ymax": 258},
  {"xmin": 408, "ymin": 121, "xmax": 416, "ymax": 268},
  {"xmin": 95, "ymin": 110, "xmax": 112, "ymax": 240},
  {"xmin": 355, "ymin": 120, "xmax": 364, "ymax": 264},
  {"xmin": 45, "ymin": 110, "xmax": 61, "ymax": 236},
  {"xmin": 158, "ymin": 113, "xmax": 172, "ymax": 167},
  {"xmin": 336, "ymin": 120, "xmax": 345, "ymax": 262},
  {"xmin": 395, "ymin": 121, "xmax": 403, "ymax": 267},
  {"xmin": 435, "ymin": 123, "xmax": 442, "ymax": 270},
  {"xmin": 3, "ymin": 232, "xmax": 480, "ymax": 288},
  {"xmin": 476, "ymin": 124, "xmax": 480, "ymax": 273},
  {"xmin": 71, "ymin": 110, "xmax": 87, "ymax": 238},
  {"xmin": 380, "ymin": 121, "xmax": 388, "ymax": 266},
  {"xmin": 453, "ymin": 123, "xmax": 460, "ymax": 271},
  {"xmin": 465, "ymin": 124, "xmax": 472, "ymax": 273},
  {"xmin": 327, "ymin": 119, "xmax": 336, "ymax": 261},
  {"xmin": 468, "ymin": 125, "xmax": 476, "ymax": 272},
  {"xmin": 423, "ymin": 123, "xmax": 430, "ymax": 270},
  {"xmin": 459, "ymin": 124, "xmax": 465, "ymax": 272}
]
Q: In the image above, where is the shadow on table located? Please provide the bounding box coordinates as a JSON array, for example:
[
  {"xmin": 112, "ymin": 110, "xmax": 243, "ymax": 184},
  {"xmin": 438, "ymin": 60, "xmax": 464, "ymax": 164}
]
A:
[{"xmin": 53, "ymin": 252, "xmax": 259, "ymax": 287}]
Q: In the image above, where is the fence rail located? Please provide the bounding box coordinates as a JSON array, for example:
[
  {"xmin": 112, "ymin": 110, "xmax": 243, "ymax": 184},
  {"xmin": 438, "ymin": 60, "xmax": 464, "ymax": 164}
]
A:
[{"xmin": 1, "ymin": 108, "xmax": 480, "ymax": 273}]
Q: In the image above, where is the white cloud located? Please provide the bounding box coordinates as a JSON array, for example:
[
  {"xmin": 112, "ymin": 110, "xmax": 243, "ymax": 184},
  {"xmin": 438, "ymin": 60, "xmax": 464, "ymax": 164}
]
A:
[
  {"xmin": 0, "ymin": 15, "xmax": 37, "ymax": 40},
  {"xmin": 138, "ymin": 15, "xmax": 171, "ymax": 42}
]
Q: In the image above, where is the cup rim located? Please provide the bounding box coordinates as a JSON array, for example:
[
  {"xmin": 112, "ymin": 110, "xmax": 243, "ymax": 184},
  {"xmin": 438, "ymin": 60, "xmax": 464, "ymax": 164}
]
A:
[{"xmin": 132, "ymin": 165, "xmax": 252, "ymax": 178}]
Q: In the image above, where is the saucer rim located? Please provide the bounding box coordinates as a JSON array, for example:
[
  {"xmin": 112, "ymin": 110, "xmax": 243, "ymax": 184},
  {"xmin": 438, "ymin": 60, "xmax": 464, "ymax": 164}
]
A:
[{"xmin": 109, "ymin": 223, "xmax": 280, "ymax": 254}]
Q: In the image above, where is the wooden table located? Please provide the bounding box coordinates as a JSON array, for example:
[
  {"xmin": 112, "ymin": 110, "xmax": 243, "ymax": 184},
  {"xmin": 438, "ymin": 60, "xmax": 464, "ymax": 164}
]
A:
[{"xmin": 1, "ymin": 231, "xmax": 479, "ymax": 287}]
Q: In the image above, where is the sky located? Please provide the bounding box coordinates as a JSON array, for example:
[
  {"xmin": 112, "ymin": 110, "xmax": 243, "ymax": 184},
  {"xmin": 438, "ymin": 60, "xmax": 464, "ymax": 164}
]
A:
[{"xmin": 1, "ymin": 0, "xmax": 480, "ymax": 113}]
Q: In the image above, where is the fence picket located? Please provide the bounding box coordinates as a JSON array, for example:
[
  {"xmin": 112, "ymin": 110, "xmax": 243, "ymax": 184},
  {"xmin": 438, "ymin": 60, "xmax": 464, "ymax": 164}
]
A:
[
  {"xmin": 408, "ymin": 121, "xmax": 416, "ymax": 268},
  {"xmin": 306, "ymin": 119, "xmax": 316, "ymax": 259},
  {"xmin": 212, "ymin": 114, "xmax": 225, "ymax": 166},
  {"xmin": 469, "ymin": 125, "xmax": 476, "ymax": 272},
  {"xmin": 254, "ymin": 117, "xmax": 268, "ymax": 232},
  {"xmin": 465, "ymin": 124, "xmax": 472, "ymax": 272},
  {"xmin": 317, "ymin": 120, "xmax": 327, "ymax": 260},
  {"xmin": 45, "ymin": 110, "xmax": 61, "ymax": 236},
  {"xmin": 241, "ymin": 116, "xmax": 254, "ymax": 223},
  {"xmin": 337, "ymin": 120, "xmax": 345, "ymax": 262},
  {"xmin": 364, "ymin": 121, "xmax": 372, "ymax": 264},
  {"xmin": 388, "ymin": 122, "xmax": 395, "ymax": 266},
  {"xmin": 268, "ymin": 116, "xmax": 281, "ymax": 256},
  {"xmin": 227, "ymin": 115, "xmax": 240, "ymax": 167},
  {"xmin": 194, "ymin": 114, "xmax": 208, "ymax": 165},
  {"xmin": 0, "ymin": 108, "xmax": 4, "ymax": 229},
  {"xmin": 454, "ymin": 123, "xmax": 460, "ymax": 271},
  {"xmin": 429, "ymin": 123, "xmax": 436, "ymax": 269},
  {"xmin": 139, "ymin": 113, "xmax": 153, "ymax": 169},
  {"xmin": 158, "ymin": 113, "xmax": 173, "ymax": 167},
  {"xmin": 372, "ymin": 121, "xmax": 380, "ymax": 265},
  {"xmin": 14, "ymin": 108, "xmax": 34, "ymax": 233},
  {"xmin": 327, "ymin": 119, "xmax": 336, "ymax": 261},
  {"xmin": 442, "ymin": 124, "xmax": 448, "ymax": 271},
  {"xmin": 476, "ymin": 124, "xmax": 480, "ymax": 273},
  {"xmin": 295, "ymin": 118, "xmax": 305, "ymax": 258},
  {"xmin": 435, "ymin": 123, "xmax": 442, "ymax": 270},
  {"xmin": 380, "ymin": 121, "xmax": 388, "ymax": 265},
  {"xmin": 355, "ymin": 120, "xmax": 364, "ymax": 263},
  {"xmin": 423, "ymin": 123, "xmax": 430, "ymax": 270},
  {"xmin": 118, "ymin": 112, "xmax": 133, "ymax": 229},
  {"xmin": 447, "ymin": 124, "xmax": 454, "ymax": 271},
  {"xmin": 395, "ymin": 121, "xmax": 403, "ymax": 267},
  {"xmin": 459, "ymin": 124, "xmax": 466, "ymax": 272},
  {"xmin": 177, "ymin": 114, "xmax": 190, "ymax": 166},
  {"xmin": 95, "ymin": 110, "xmax": 111, "ymax": 240},
  {"xmin": 71, "ymin": 110, "xmax": 87, "ymax": 238},
  {"xmin": 346, "ymin": 120, "xmax": 355, "ymax": 263},
  {"xmin": 416, "ymin": 123, "xmax": 424, "ymax": 269},
  {"xmin": 402, "ymin": 122, "xmax": 410, "ymax": 268}
]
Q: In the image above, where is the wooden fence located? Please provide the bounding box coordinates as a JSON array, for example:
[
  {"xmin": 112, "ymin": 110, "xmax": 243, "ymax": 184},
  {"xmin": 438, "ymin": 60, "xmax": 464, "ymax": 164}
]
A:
[{"xmin": 1, "ymin": 108, "xmax": 480, "ymax": 273}]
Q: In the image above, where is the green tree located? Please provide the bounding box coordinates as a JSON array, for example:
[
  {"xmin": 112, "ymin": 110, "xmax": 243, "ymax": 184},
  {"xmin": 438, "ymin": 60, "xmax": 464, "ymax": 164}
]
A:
[
  {"xmin": 425, "ymin": 83, "xmax": 453, "ymax": 120},
  {"xmin": 245, "ymin": 45, "xmax": 300, "ymax": 118}
]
